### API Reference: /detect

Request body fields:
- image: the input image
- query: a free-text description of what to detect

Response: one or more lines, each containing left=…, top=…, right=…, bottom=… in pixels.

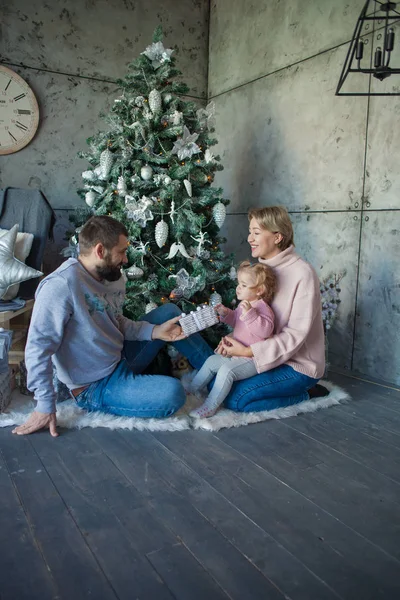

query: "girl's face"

left=236, top=271, right=261, bottom=302
left=248, top=218, right=282, bottom=260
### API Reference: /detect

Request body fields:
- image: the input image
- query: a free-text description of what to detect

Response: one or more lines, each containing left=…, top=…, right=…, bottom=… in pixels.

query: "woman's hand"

left=216, top=336, right=253, bottom=358
left=215, top=303, right=229, bottom=317
left=152, top=316, right=186, bottom=342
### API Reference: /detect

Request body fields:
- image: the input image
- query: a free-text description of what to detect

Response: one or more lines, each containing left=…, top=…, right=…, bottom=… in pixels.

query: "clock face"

left=0, top=65, right=39, bottom=155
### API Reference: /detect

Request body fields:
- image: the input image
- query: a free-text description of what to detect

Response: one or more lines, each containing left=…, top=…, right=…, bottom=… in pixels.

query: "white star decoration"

left=0, top=225, right=42, bottom=299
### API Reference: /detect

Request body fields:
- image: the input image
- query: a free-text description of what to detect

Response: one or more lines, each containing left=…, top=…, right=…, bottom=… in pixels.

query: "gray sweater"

left=25, top=258, right=154, bottom=413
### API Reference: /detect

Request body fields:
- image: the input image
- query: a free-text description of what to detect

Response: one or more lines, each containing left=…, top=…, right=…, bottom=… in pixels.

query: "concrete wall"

left=209, top=0, right=400, bottom=386
left=1, top=0, right=209, bottom=269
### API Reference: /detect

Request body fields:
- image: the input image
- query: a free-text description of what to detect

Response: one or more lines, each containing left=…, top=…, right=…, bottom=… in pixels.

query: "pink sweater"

left=220, top=299, right=275, bottom=346
left=251, top=246, right=325, bottom=379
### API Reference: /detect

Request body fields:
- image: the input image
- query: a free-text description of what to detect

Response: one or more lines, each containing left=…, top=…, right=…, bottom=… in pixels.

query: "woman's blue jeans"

left=75, top=303, right=319, bottom=418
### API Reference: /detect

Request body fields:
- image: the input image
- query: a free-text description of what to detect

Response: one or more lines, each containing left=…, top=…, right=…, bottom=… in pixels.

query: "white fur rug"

left=0, top=379, right=350, bottom=433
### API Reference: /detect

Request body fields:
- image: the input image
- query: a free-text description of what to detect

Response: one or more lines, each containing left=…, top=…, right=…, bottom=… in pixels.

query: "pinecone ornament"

left=210, top=291, right=222, bottom=307
left=155, top=219, right=169, bottom=248
left=149, top=89, right=162, bottom=113
left=212, top=202, right=226, bottom=228
left=85, top=190, right=96, bottom=207
left=183, top=179, right=192, bottom=197
left=99, top=148, right=114, bottom=179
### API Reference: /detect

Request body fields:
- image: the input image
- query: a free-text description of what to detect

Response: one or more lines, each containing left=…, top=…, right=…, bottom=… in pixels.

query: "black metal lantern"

left=336, top=0, right=400, bottom=96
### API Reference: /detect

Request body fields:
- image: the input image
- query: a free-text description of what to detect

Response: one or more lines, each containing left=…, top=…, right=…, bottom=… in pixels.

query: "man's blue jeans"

left=75, top=303, right=319, bottom=417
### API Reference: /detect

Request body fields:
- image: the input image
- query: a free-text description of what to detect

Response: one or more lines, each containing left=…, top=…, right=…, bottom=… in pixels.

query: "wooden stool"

left=0, top=299, right=34, bottom=365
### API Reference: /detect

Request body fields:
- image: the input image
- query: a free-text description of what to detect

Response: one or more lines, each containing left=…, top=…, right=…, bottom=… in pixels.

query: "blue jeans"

left=75, top=303, right=213, bottom=418
left=75, top=303, right=319, bottom=417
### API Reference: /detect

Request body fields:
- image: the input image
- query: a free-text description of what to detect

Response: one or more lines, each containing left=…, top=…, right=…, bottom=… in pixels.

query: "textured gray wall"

left=1, top=0, right=209, bottom=269
left=209, top=0, right=400, bottom=386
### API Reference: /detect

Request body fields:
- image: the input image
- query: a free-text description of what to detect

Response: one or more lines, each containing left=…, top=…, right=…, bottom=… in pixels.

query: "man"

left=13, top=216, right=213, bottom=437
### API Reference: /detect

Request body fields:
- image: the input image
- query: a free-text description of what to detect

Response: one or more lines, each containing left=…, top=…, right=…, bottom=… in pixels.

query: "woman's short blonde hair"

left=238, top=261, right=277, bottom=304
left=248, top=206, right=294, bottom=251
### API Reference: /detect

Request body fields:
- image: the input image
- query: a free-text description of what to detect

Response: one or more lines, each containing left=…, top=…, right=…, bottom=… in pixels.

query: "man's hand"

left=240, top=300, right=252, bottom=314
left=152, top=315, right=186, bottom=342
left=216, top=336, right=253, bottom=358
left=215, top=303, right=229, bottom=317
left=12, top=411, right=58, bottom=437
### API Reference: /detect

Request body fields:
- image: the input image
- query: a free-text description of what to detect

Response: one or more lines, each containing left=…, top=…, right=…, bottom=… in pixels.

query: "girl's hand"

left=241, top=300, right=252, bottom=314
left=219, top=336, right=253, bottom=358
left=215, top=303, right=229, bottom=317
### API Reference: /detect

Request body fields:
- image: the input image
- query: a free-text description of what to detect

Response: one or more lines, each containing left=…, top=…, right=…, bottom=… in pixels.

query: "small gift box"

left=179, top=305, right=219, bottom=336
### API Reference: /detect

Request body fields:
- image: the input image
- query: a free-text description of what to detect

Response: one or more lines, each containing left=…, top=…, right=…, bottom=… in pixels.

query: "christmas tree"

left=69, top=26, right=236, bottom=344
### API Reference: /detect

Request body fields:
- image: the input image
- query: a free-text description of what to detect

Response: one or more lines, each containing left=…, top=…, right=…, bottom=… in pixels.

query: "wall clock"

left=0, top=65, right=39, bottom=155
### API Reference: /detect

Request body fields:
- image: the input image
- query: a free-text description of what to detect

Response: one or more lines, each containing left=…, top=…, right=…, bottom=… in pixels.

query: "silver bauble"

left=145, top=302, right=158, bottom=313
left=141, top=165, right=153, bottom=181
left=210, top=291, right=222, bottom=307
left=164, top=175, right=172, bottom=185
left=99, top=148, right=114, bottom=179
left=126, top=265, right=144, bottom=280
left=212, top=202, right=226, bottom=228
left=155, top=220, right=169, bottom=248
left=85, top=191, right=96, bottom=207
left=169, top=287, right=184, bottom=301
left=163, top=93, right=173, bottom=104
left=149, top=89, right=162, bottom=113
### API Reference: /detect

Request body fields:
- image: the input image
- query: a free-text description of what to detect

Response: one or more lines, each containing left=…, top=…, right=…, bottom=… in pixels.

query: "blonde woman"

left=217, top=206, right=327, bottom=412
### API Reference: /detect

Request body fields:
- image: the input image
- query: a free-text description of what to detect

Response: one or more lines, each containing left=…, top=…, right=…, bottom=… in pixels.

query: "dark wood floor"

left=1, top=371, right=400, bottom=600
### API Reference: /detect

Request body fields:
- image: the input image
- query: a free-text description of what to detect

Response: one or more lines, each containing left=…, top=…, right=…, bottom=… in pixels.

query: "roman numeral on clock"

left=16, top=121, right=28, bottom=131
left=17, top=109, right=31, bottom=115
left=14, top=93, right=26, bottom=102
left=8, top=131, right=17, bottom=142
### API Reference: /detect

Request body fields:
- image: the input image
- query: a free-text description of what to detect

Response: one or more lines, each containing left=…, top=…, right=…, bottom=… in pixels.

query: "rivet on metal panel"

left=353, top=215, right=358, bottom=220
left=365, top=201, right=371, bottom=207
left=365, top=216, right=369, bottom=221
left=354, top=202, right=359, bottom=208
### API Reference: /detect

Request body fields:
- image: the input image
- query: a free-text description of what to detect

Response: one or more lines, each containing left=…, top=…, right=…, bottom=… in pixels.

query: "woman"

left=218, top=205, right=327, bottom=412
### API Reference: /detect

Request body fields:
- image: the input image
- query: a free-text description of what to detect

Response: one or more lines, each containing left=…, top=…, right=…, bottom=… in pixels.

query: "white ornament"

left=191, top=231, right=211, bottom=256
left=141, top=165, right=153, bottom=181
left=204, top=149, right=215, bottom=164
left=167, top=242, right=191, bottom=260
left=117, top=176, right=127, bottom=197
left=141, top=42, right=173, bottom=69
left=163, top=93, right=173, bottom=104
left=135, top=96, right=145, bottom=106
left=229, top=266, right=237, bottom=280
left=171, top=110, right=183, bottom=125
left=82, top=170, right=95, bottom=181
left=169, top=200, right=176, bottom=224
left=213, top=202, right=226, bottom=228
left=155, top=220, right=169, bottom=248
left=183, top=179, right=192, bottom=197
left=164, top=175, right=172, bottom=185
left=149, top=89, right=162, bottom=113
left=126, top=265, right=144, bottom=280
left=99, top=148, right=114, bottom=179
left=145, top=302, right=158, bottom=313
left=85, top=191, right=96, bottom=207
left=131, top=174, right=141, bottom=186
left=210, top=291, right=222, bottom=307
left=94, top=166, right=103, bottom=178
left=171, top=126, right=201, bottom=161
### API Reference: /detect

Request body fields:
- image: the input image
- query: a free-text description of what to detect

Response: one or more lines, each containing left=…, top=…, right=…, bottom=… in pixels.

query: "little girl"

left=189, top=261, right=276, bottom=418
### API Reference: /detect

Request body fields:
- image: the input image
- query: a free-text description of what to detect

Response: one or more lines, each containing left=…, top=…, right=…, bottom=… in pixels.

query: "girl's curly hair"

left=238, top=261, right=277, bottom=304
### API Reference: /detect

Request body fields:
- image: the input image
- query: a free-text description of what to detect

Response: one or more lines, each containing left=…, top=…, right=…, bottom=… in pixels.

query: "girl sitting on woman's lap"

left=189, top=261, right=276, bottom=418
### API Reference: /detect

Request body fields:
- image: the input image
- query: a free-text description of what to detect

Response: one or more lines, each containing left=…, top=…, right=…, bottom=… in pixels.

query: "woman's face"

left=248, top=218, right=282, bottom=260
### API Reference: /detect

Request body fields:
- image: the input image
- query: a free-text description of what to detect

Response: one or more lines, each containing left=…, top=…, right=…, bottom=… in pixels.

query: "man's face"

left=96, top=235, right=129, bottom=282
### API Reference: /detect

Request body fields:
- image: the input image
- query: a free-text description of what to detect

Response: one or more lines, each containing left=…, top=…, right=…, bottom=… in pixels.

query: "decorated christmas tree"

left=68, top=27, right=236, bottom=343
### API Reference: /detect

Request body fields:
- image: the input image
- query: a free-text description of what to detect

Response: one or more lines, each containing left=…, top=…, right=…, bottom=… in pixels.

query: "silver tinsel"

left=145, top=301, right=158, bottom=313
left=210, top=291, right=222, bottom=307
left=99, top=148, right=114, bottom=179
left=126, top=265, right=144, bottom=280
left=149, top=89, right=162, bottom=113
left=85, top=190, right=96, bottom=207
left=171, top=126, right=201, bottom=161
left=117, top=176, right=127, bottom=197
left=155, top=220, right=169, bottom=248
left=141, top=165, right=153, bottom=180
left=213, top=202, right=226, bottom=228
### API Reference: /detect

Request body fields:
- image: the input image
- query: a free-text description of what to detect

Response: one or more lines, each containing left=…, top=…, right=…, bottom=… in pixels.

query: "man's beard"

left=95, top=256, right=122, bottom=282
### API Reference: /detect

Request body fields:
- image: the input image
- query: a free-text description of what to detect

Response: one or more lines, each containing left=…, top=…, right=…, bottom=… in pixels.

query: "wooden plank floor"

left=1, top=371, right=400, bottom=599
